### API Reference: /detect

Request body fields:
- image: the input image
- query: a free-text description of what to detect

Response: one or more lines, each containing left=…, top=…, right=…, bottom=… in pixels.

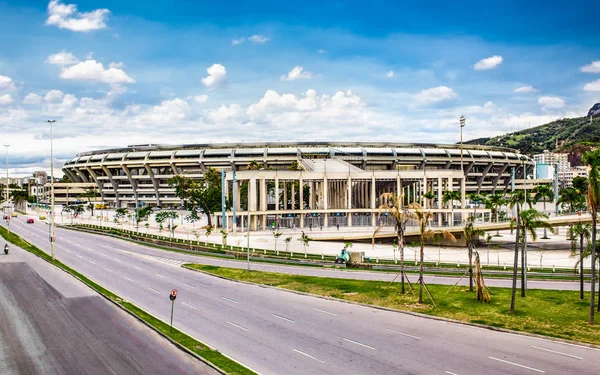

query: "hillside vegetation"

left=466, top=115, right=600, bottom=156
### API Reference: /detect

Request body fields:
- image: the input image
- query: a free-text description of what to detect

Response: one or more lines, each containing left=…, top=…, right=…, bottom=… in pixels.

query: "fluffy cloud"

left=192, top=95, right=208, bottom=103
left=207, top=104, right=243, bottom=123
left=281, top=66, right=313, bottom=81
left=43, top=90, right=78, bottom=114
left=581, top=61, right=600, bottom=73
left=584, top=79, right=600, bottom=92
left=413, top=86, right=458, bottom=105
left=513, top=86, right=538, bottom=93
left=134, top=98, right=190, bottom=124
left=0, top=94, right=13, bottom=105
left=46, top=51, right=79, bottom=65
left=59, top=60, right=135, bottom=84
left=0, top=75, right=15, bottom=91
left=386, top=71, right=395, bottom=78
left=474, top=55, right=503, bottom=70
left=22, top=93, right=43, bottom=105
left=231, top=38, right=245, bottom=46
left=248, top=35, right=269, bottom=44
left=44, top=89, right=66, bottom=103
left=538, top=96, right=565, bottom=109
left=201, top=64, right=226, bottom=89
left=45, top=0, right=110, bottom=32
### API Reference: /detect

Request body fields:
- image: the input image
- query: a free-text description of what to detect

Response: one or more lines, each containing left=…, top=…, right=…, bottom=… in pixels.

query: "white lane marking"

left=149, top=287, right=161, bottom=294
left=76, top=254, right=83, bottom=259
left=66, top=249, right=71, bottom=253
left=221, top=296, right=238, bottom=303
left=88, top=260, right=96, bottom=265
left=104, top=267, right=112, bottom=272
left=272, top=314, right=295, bottom=323
left=100, top=253, right=107, bottom=257
left=124, top=277, right=134, bottom=282
left=342, top=338, right=375, bottom=350
left=226, top=321, right=248, bottom=331
left=488, top=357, right=545, bottom=373
left=182, top=302, right=198, bottom=310
left=156, top=274, right=166, bottom=279
left=527, top=336, right=600, bottom=352
left=386, top=328, right=421, bottom=340
left=113, top=258, right=122, bottom=263
left=531, top=345, right=583, bottom=360
left=445, top=372, right=458, bottom=375
left=133, top=265, right=142, bottom=270
left=313, top=307, right=337, bottom=316
left=293, top=349, right=325, bottom=363
left=184, top=283, right=197, bottom=289
left=87, top=248, right=94, bottom=252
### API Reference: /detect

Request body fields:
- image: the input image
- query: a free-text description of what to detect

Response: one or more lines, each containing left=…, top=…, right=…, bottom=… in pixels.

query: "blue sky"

left=0, top=0, right=599, bottom=176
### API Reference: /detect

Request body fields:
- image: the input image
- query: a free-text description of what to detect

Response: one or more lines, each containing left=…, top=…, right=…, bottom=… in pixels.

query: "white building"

left=558, top=166, right=588, bottom=188
left=532, top=151, right=570, bottom=171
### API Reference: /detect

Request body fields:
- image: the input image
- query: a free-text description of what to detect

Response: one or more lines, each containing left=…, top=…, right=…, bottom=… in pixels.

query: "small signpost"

left=169, top=289, right=178, bottom=331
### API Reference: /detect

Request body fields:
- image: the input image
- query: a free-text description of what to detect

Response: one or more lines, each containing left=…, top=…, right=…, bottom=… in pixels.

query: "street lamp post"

left=4, top=144, right=10, bottom=234
left=459, top=115, right=466, bottom=174
left=46, top=120, right=57, bottom=261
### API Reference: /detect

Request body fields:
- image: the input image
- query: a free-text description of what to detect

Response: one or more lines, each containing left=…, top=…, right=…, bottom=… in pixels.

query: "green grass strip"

left=185, top=264, right=600, bottom=347
left=0, top=226, right=255, bottom=375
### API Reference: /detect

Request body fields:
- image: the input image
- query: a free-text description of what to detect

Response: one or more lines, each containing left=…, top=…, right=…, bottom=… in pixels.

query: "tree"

left=168, top=167, right=225, bottom=227
left=273, top=231, right=283, bottom=255
left=284, top=236, right=292, bottom=255
left=463, top=216, right=485, bottom=292
left=508, top=190, right=524, bottom=313
left=114, top=208, right=128, bottom=223
left=467, top=193, right=482, bottom=220
left=10, top=189, right=29, bottom=209
left=487, top=192, right=506, bottom=223
left=518, top=208, right=554, bottom=297
left=572, top=176, right=588, bottom=195
left=442, top=190, right=460, bottom=226
left=297, top=231, right=312, bottom=258
left=583, top=149, right=600, bottom=325
left=134, top=206, right=153, bottom=231
left=533, top=184, right=554, bottom=239
left=79, top=187, right=98, bottom=216
left=558, top=187, right=582, bottom=213
left=423, top=191, right=436, bottom=209
left=413, top=205, right=455, bottom=303
left=378, top=192, right=414, bottom=294
left=569, top=223, right=591, bottom=300
left=72, top=204, right=85, bottom=218
left=155, top=211, right=179, bottom=238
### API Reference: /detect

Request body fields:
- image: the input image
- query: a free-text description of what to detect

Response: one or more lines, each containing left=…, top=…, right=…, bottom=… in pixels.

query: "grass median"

left=0, top=226, right=255, bottom=375
left=185, top=263, right=600, bottom=346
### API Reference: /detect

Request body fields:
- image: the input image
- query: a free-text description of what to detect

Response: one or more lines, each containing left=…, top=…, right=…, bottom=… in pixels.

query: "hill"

left=465, top=114, right=600, bottom=156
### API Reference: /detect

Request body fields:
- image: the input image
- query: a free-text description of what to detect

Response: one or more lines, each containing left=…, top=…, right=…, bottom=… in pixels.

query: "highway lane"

left=4, top=218, right=600, bottom=375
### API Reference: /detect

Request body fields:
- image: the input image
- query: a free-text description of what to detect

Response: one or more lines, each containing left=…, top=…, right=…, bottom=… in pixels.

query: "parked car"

left=3, top=215, right=7, bottom=220
left=27, top=218, right=34, bottom=224
left=152, top=206, right=163, bottom=211
left=11, top=213, right=17, bottom=217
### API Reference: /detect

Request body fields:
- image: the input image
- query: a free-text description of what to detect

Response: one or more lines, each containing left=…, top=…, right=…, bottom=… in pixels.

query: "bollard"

left=552, top=265, right=555, bottom=272
left=503, top=263, right=506, bottom=270
left=457, top=261, right=460, bottom=268
left=527, top=266, right=531, bottom=272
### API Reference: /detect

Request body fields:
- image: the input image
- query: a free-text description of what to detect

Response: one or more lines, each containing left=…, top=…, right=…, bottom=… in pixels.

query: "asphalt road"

left=3, top=218, right=600, bottom=375
left=0, top=239, right=217, bottom=375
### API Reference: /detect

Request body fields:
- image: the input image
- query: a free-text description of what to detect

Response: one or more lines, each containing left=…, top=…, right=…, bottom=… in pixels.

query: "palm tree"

left=558, top=187, right=581, bottom=214
left=468, top=193, right=482, bottom=221
left=442, top=190, right=461, bottom=227
left=508, top=190, right=524, bottom=313
left=519, top=208, right=554, bottom=296
left=463, top=216, right=485, bottom=292
left=378, top=192, right=414, bottom=294
left=583, top=149, right=600, bottom=325
left=534, top=184, right=554, bottom=239
left=423, top=191, right=436, bottom=209
left=487, top=192, right=506, bottom=224
left=414, top=205, right=456, bottom=303
left=569, top=223, right=591, bottom=300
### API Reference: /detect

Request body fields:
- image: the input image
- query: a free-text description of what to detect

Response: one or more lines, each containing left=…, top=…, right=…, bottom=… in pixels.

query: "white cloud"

left=248, top=35, right=269, bottom=44
left=201, top=64, right=227, bottom=89
left=45, top=0, right=110, bottom=32
left=318, top=49, right=327, bottom=54
left=584, top=79, right=600, bottom=92
left=46, top=51, right=79, bottom=65
left=281, top=66, right=313, bottom=81
left=413, top=86, right=458, bottom=105
left=192, top=95, right=208, bottom=103
left=474, top=55, right=503, bottom=70
left=43, top=90, right=78, bottom=114
left=0, top=75, right=15, bottom=91
left=581, top=61, right=600, bottom=73
left=134, top=98, right=190, bottom=124
left=513, top=86, right=538, bottom=93
left=59, top=60, right=135, bottom=84
left=231, top=38, right=245, bottom=46
left=108, top=62, right=124, bottom=69
left=22, top=93, right=43, bottom=105
left=207, top=104, right=243, bottom=123
left=44, top=89, right=65, bottom=103
left=386, top=71, right=395, bottom=78
left=538, top=96, right=565, bottom=109
left=0, top=94, right=13, bottom=105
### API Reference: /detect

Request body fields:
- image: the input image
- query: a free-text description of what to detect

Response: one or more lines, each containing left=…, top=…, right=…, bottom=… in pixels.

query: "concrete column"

left=283, top=181, right=288, bottom=210
left=260, top=178, right=267, bottom=230
left=422, top=176, right=427, bottom=208
left=323, top=177, right=328, bottom=210
left=371, top=176, right=376, bottom=226
left=438, top=177, right=443, bottom=225
left=299, top=177, right=304, bottom=211
left=249, top=177, right=257, bottom=230
left=396, top=176, right=401, bottom=201
left=274, top=176, right=280, bottom=212
left=309, top=182, right=314, bottom=209
left=291, top=182, right=295, bottom=210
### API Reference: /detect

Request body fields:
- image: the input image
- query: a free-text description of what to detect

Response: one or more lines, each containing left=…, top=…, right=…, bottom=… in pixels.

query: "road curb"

left=183, top=264, right=600, bottom=351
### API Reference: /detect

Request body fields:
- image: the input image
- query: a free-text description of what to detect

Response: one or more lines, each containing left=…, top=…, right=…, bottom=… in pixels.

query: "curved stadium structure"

left=62, top=142, right=533, bottom=229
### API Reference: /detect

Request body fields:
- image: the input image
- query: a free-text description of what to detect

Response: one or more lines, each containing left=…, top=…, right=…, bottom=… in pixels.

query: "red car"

left=26, top=218, right=34, bottom=224
left=3, top=215, right=7, bottom=220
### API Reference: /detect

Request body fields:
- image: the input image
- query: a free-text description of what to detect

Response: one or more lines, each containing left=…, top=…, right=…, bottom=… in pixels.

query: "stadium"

left=62, top=142, right=533, bottom=230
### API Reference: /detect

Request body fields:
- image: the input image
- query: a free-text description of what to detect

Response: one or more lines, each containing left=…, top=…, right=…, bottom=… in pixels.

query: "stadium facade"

left=62, top=142, right=533, bottom=230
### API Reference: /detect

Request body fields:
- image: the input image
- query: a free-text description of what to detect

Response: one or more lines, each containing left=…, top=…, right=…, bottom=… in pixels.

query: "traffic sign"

left=170, top=288, right=178, bottom=301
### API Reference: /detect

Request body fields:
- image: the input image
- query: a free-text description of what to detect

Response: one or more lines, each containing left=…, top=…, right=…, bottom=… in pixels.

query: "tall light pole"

left=4, top=144, right=10, bottom=234
left=459, top=115, right=466, bottom=174
left=46, top=120, right=57, bottom=261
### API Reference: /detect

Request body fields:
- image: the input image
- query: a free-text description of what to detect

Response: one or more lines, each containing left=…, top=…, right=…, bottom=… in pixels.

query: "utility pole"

left=4, top=144, right=9, bottom=234
left=46, top=120, right=57, bottom=261
left=459, top=115, right=465, bottom=174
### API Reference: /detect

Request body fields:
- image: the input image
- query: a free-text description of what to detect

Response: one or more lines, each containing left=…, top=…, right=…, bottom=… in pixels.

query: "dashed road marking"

left=149, top=287, right=161, bottom=294
left=104, top=267, right=112, bottom=272
left=272, top=314, right=294, bottom=323
left=184, top=283, right=197, bottom=289
left=226, top=321, right=248, bottom=331
left=531, top=346, right=583, bottom=360
left=313, top=308, right=336, bottom=316
left=386, top=328, right=421, bottom=340
left=156, top=274, right=166, bottom=278
left=88, top=260, right=96, bottom=264
left=221, top=296, right=238, bottom=303
left=124, top=277, right=134, bottom=282
left=293, top=349, right=325, bottom=363
left=488, top=356, right=545, bottom=373
left=182, top=302, right=198, bottom=310
left=342, top=338, right=375, bottom=350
